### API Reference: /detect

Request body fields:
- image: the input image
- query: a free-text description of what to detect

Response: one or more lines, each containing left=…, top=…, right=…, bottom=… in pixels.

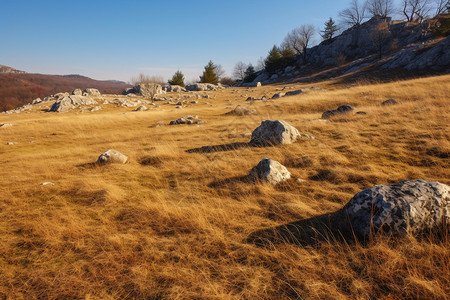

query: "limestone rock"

left=97, top=149, right=128, bottom=164
left=344, top=180, right=449, bottom=236
left=250, top=158, right=291, bottom=186
left=285, top=88, right=309, bottom=96
left=250, top=120, right=300, bottom=146
left=165, top=85, right=187, bottom=92
left=49, top=95, right=97, bottom=112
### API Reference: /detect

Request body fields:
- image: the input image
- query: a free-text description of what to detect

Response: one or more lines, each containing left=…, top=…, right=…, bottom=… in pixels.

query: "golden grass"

left=0, top=75, right=449, bottom=299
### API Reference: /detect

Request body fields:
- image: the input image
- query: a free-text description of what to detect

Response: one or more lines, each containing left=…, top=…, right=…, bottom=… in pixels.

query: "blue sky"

left=0, top=0, right=394, bottom=82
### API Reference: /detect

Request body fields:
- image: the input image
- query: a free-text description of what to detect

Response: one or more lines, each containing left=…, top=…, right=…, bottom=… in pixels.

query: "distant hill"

left=0, top=68, right=131, bottom=111
left=0, top=64, right=26, bottom=74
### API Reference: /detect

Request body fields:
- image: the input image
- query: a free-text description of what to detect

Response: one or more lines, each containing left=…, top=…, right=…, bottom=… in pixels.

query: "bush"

left=199, top=60, right=218, bottom=84
left=168, top=70, right=185, bottom=87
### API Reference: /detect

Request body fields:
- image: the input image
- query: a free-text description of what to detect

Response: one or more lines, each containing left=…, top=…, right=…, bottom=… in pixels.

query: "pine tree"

left=168, top=70, right=185, bottom=87
left=243, top=64, right=256, bottom=82
left=321, top=17, right=338, bottom=41
left=199, top=60, right=218, bottom=84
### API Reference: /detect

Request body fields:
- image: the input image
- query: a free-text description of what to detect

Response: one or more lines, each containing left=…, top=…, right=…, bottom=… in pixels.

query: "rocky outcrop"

left=344, top=180, right=449, bottom=236
left=250, top=158, right=291, bottom=185
left=72, top=89, right=83, bottom=95
left=321, top=105, right=354, bottom=119
left=185, top=83, right=217, bottom=91
left=49, top=95, right=97, bottom=112
left=250, top=120, right=301, bottom=146
left=123, top=83, right=164, bottom=99
left=97, top=149, right=128, bottom=164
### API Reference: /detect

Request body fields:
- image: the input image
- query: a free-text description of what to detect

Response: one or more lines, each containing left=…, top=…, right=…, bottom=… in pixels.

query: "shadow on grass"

left=186, top=142, right=252, bottom=153
left=208, top=175, right=252, bottom=188
left=246, top=210, right=356, bottom=248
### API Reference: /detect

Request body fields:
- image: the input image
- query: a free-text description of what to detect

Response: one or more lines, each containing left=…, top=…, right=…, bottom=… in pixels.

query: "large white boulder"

left=250, top=120, right=301, bottom=146
left=97, top=149, right=128, bottom=164
left=344, top=180, right=449, bottom=236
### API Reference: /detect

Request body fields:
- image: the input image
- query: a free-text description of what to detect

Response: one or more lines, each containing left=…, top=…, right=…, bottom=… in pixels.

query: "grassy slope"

left=0, top=75, right=449, bottom=299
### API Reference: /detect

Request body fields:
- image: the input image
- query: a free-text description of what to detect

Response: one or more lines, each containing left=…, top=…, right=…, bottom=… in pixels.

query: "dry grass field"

left=0, top=75, right=449, bottom=299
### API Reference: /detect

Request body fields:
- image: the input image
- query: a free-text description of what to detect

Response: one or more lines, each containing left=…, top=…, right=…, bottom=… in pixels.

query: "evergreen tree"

left=168, top=70, right=185, bottom=87
left=280, top=44, right=296, bottom=58
left=243, top=64, right=257, bottom=82
left=199, top=60, right=218, bottom=84
left=264, top=45, right=282, bottom=73
left=321, top=17, right=338, bottom=41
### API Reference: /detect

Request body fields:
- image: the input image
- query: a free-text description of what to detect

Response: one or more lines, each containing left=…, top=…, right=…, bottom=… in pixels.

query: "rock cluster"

left=164, top=85, right=187, bottom=92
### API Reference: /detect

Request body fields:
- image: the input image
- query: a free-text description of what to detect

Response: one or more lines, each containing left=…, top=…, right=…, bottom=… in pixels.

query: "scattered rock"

left=176, top=101, right=182, bottom=106
left=321, top=105, right=355, bottom=119
left=41, top=182, right=55, bottom=186
left=97, top=149, right=128, bottom=164
left=356, top=111, right=367, bottom=115
left=191, top=101, right=198, bottom=104
left=344, top=180, right=449, bottom=236
left=32, top=98, right=43, bottom=104
left=169, top=115, right=203, bottom=125
left=382, top=98, right=398, bottom=106
left=225, top=105, right=256, bottom=116
left=0, top=123, right=14, bottom=128
left=250, top=120, right=301, bottom=146
left=249, top=158, right=291, bottom=186
left=155, top=121, right=165, bottom=126
left=6, top=142, right=16, bottom=145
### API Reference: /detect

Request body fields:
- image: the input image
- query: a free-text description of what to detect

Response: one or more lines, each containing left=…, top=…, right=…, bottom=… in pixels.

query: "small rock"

left=225, top=105, right=256, bottom=116
left=272, top=93, right=286, bottom=99
left=0, top=123, right=14, bottom=128
left=97, top=149, right=128, bottom=164
left=382, top=98, right=398, bottom=106
left=321, top=105, right=354, bottom=119
left=191, top=101, right=198, bottom=104
left=41, top=182, right=55, bottom=186
left=133, top=105, right=148, bottom=111
left=356, top=111, right=367, bottom=115
left=90, top=106, right=102, bottom=112
left=6, top=142, right=16, bottom=145
left=249, top=158, right=291, bottom=186
left=155, top=121, right=165, bottom=126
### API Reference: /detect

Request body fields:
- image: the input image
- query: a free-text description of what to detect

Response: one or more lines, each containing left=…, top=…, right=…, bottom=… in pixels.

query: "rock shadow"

left=208, top=175, right=252, bottom=188
left=246, top=210, right=356, bottom=248
left=186, top=142, right=252, bottom=153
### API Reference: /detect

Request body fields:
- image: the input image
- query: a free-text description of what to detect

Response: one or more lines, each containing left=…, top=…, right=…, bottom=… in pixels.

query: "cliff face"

left=251, top=17, right=449, bottom=85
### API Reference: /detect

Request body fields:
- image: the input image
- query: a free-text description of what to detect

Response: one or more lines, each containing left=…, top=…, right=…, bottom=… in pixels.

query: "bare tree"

left=255, top=56, right=265, bottom=72
left=367, top=0, right=395, bottom=18
left=214, top=64, right=226, bottom=80
left=232, top=61, right=247, bottom=81
left=283, top=24, right=315, bottom=62
left=434, top=0, right=448, bottom=16
left=339, top=0, right=368, bottom=27
left=370, top=22, right=391, bottom=58
left=401, top=0, right=433, bottom=22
